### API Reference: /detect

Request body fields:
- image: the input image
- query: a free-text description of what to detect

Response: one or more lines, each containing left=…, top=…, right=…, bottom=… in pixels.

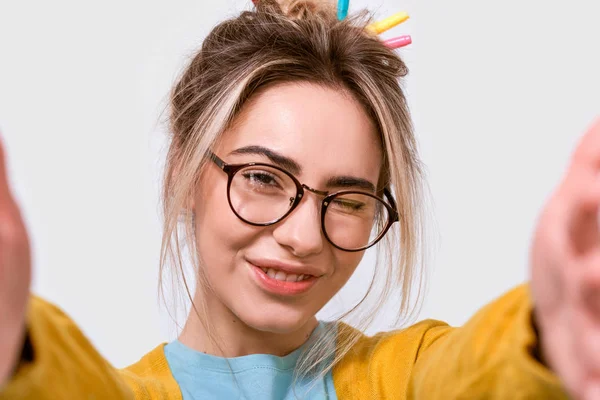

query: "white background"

left=0, top=0, right=598, bottom=367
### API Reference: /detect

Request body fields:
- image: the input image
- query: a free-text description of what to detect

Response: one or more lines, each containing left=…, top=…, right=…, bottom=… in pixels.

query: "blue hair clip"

left=337, top=0, right=349, bottom=20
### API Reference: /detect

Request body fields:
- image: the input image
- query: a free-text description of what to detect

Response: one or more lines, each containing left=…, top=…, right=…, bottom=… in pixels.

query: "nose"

left=272, top=191, right=324, bottom=257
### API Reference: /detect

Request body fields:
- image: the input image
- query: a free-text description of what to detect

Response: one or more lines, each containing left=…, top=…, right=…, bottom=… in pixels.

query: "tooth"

left=267, top=268, right=277, bottom=279
left=286, top=274, right=298, bottom=282
left=297, top=274, right=305, bottom=282
left=274, top=271, right=287, bottom=281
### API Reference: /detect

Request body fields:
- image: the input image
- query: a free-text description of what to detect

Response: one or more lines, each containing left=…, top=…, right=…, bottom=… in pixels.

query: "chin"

left=238, top=302, right=316, bottom=334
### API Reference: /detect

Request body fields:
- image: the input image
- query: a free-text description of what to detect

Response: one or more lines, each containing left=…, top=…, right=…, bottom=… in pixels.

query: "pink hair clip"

left=384, top=35, right=412, bottom=49
left=367, top=11, right=412, bottom=50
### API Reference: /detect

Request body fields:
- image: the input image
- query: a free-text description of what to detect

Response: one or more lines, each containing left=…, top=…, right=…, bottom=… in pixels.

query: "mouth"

left=247, top=261, right=319, bottom=296
left=259, top=267, right=313, bottom=283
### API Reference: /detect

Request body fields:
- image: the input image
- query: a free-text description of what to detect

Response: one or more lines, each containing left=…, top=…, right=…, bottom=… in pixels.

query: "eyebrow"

left=325, top=176, right=376, bottom=193
left=229, top=145, right=302, bottom=175
left=228, top=145, right=377, bottom=193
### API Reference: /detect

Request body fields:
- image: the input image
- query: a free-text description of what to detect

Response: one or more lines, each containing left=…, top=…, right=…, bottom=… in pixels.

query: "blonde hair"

left=160, top=0, right=427, bottom=387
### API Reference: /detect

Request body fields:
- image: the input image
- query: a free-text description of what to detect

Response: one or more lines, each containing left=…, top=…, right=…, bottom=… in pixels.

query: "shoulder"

left=331, top=284, right=534, bottom=398
left=334, top=318, right=454, bottom=369
left=334, top=284, right=532, bottom=366
left=120, top=344, right=182, bottom=400
left=332, top=319, right=454, bottom=398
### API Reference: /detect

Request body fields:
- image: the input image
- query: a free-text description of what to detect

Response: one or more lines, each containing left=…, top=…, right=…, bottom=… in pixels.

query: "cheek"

left=332, top=251, right=364, bottom=283
left=193, top=173, right=261, bottom=271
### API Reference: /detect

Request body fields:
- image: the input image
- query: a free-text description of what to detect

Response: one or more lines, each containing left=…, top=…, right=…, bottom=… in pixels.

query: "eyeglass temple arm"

left=208, top=151, right=226, bottom=169
left=383, top=187, right=400, bottom=222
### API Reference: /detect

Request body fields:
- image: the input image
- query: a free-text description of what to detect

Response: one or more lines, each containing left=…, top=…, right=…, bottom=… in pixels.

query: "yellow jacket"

left=0, top=285, right=568, bottom=399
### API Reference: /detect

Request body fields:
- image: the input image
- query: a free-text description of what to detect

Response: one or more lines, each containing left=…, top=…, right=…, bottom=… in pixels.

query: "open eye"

left=242, top=171, right=280, bottom=187
left=237, top=166, right=292, bottom=194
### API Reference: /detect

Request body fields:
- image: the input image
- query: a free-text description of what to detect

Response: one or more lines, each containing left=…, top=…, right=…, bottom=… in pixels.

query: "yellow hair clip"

left=366, top=9, right=412, bottom=50
left=366, top=12, right=409, bottom=35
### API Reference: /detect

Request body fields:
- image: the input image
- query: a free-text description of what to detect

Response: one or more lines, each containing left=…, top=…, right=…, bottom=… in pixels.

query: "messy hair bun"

left=256, top=0, right=336, bottom=20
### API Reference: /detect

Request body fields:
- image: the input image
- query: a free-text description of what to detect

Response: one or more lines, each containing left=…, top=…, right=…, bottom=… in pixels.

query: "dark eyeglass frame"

left=209, top=152, right=400, bottom=252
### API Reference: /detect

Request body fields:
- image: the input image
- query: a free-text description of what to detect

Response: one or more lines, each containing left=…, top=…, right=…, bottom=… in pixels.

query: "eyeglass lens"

left=228, top=164, right=390, bottom=251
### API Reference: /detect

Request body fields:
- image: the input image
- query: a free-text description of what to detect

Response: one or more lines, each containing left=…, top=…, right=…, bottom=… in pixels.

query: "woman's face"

left=193, top=82, right=382, bottom=334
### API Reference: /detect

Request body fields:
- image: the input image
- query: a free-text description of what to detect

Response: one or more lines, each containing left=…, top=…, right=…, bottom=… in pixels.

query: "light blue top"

left=164, top=322, right=338, bottom=400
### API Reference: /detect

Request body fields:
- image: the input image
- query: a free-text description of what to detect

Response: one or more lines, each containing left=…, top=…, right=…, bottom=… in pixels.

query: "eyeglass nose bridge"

left=298, top=184, right=328, bottom=198
left=288, top=184, right=329, bottom=212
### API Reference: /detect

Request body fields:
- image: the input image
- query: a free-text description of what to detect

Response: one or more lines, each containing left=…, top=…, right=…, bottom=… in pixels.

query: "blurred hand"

left=531, top=118, right=600, bottom=400
left=0, top=135, right=31, bottom=386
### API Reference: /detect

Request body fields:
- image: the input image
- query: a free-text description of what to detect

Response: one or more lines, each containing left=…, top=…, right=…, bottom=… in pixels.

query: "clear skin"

left=530, top=118, right=600, bottom=399
left=0, top=138, right=31, bottom=385
left=1, top=92, right=600, bottom=400
left=179, top=83, right=382, bottom=357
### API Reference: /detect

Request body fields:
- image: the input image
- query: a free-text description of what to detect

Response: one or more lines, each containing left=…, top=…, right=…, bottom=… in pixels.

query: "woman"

left=0, top=0, right=598, bottom=398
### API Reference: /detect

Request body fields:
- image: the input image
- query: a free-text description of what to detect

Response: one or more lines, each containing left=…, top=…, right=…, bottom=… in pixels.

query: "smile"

left=248, top=261, right=319, bottom=296
left=259, top=267, right=313, bottom=282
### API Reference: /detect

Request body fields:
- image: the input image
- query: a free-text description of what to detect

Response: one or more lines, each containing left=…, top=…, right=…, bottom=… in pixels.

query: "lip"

left=247, top=260, right=319, bottom=296
left=246, top=258, right=323, bottom=277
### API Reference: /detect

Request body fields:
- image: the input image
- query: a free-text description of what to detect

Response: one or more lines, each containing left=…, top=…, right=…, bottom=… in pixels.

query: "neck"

left=178, top=289, right=319, bottom=358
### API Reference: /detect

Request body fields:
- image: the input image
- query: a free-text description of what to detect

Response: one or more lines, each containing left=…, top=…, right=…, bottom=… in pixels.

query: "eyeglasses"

left=209, top=152, right=399, bottom=252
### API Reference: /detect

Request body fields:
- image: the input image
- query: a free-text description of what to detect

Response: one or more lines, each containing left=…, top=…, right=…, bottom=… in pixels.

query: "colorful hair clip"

left=366, top=12, right=409, bottom=35
left=253, top=0, right=413, bottom=50
left=384, top=35, right=412, bottom=49
left=337, top=0, right=349, bottom=20
left=364, top=7, right=413, bottom=50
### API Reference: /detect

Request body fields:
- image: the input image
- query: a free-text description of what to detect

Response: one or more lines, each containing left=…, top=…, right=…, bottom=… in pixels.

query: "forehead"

left=219, top=82, right=382, bottom=180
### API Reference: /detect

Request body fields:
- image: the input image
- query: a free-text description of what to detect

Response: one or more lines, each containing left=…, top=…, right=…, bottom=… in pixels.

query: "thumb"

left=0, top=133, right=14, bottom=204
left=570, top=117, right=600, bottom=169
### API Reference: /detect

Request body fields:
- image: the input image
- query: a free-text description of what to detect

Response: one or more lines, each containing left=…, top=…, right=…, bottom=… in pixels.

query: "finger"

left=571, top=250, right=600, bottom=379
left=576, top=248, right=600, bottom=315
left=0, top=135, right=22, bottom=240
left=0, top=135, right=8, bottom=190
left=531, top=204, right=571, bottom=308
left=567, top=182, right=600, bottom=257
left=570, top=118, right=600, bottom=172
left=557, top=153, right=600, bottom=257
left=575, top=304, right=600, bottom=379
left=584, top=380, right=600, bottom=400
left=0, top=135, right=14, bottom=204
